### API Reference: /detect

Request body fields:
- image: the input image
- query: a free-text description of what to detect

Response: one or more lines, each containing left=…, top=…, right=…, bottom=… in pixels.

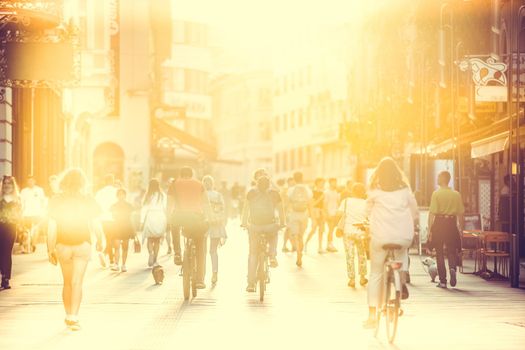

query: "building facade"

left=211, top=71, right=273, bottom=185
left=272, top=27, right=354, bottom=183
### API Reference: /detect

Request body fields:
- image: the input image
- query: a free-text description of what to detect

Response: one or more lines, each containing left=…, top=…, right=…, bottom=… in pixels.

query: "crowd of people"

left=0, top=156, right=466, bottom=332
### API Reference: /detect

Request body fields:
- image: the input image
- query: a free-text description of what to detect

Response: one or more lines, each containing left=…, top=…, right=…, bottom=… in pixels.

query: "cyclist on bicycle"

left=170, top=166, right=211, bottom=289
left=241, top=175, right=285, bottom=292
left=364, top=157, right=418, bottom=329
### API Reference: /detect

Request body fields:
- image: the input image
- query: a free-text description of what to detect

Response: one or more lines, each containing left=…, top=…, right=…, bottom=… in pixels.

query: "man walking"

left=287, top=172, right=313, bottom=267
left=428, top=171, right=464, bottom=288
left=20, top=176, right=47, bottom=253
left=95, top=174, right=118, bottom=268
left=323, top=177, right=340, bottom=252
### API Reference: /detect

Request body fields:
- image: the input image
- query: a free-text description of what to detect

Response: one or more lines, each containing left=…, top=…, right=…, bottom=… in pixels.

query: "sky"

left=172, top=0, right=387, bottom=70
left=172, top=0, right=382, bottom=49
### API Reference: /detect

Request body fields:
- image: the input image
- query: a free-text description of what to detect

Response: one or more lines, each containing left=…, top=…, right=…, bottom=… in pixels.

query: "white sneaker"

left=110, top=264, right=119, bottom=271
left=121, top=265, right=127, bottom=272
left=327, top=243, right=338, bottom=252
left=318, top=249, right=327, bottom=254
left=98, top=253, right=107, bottom=268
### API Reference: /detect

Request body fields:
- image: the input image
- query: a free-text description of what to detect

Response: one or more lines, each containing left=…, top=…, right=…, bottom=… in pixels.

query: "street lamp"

left=510, top=4, right=525, bottom=288
left=439, top=2, right=459, bottom=189
left=455, top=40, right=464, bottom=193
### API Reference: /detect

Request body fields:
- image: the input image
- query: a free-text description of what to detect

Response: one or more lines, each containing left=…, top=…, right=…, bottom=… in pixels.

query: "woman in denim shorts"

left=47, top=168, right=104, bottom=331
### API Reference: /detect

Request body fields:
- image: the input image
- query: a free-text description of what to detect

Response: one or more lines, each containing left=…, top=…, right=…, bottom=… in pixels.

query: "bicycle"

left=354, top=222, right=404, bottom=344
left=182, top=236, right=198, bottom=300
left=255, top=232, right=271, bottom=302
left=375, top=243, right=404, bottom=343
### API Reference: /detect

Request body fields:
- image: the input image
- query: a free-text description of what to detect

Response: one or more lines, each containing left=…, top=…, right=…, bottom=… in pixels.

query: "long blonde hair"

left=1, top=175, right=20, bottom=197
left=369, top=157, right=411, bottom=192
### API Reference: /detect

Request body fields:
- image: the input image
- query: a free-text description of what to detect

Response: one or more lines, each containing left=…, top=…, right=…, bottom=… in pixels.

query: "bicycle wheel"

left=385, top=270, right=400, bottom=343
left=258, top=254, right=266, bottom=302
left=191, top=253, right=198, bottom=298
left=182, top=250, right=191, bottom=300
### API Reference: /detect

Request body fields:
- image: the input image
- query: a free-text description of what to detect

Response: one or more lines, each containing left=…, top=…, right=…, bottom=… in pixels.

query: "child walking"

left=337, top=183, right=368, bottom=288
left=110, top=188, right=135, bottom=272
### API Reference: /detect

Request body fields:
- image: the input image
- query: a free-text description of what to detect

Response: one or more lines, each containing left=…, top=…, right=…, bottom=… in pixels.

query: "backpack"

left=249, top=190, right=276, bottom=225
left=290, top=185, right=310, bottom=212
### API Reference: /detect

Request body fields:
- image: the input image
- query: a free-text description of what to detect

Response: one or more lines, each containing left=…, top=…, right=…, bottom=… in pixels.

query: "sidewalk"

left=1, top=228, right=525, bottom=350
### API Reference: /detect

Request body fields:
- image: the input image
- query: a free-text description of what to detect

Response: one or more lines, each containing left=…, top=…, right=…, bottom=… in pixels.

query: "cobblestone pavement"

left=1, top=220, right=525, bottom=350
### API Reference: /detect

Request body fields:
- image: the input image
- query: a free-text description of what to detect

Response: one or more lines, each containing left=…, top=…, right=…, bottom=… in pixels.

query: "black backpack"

left=249, top=190, right=276, bottom=225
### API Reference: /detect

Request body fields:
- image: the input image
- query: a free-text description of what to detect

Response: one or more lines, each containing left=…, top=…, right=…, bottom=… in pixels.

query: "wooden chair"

left=460, top=230, right=482, bottom=274
left=479, top=232, right=510, bottom=279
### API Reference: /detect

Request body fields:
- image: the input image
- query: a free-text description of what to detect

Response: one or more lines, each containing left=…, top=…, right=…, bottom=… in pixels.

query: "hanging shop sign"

left=459, top=57, right=508, bottom=102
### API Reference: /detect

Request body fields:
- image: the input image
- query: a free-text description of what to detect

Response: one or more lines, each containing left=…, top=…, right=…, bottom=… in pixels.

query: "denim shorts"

left=56, top=242, right=91, bottom=262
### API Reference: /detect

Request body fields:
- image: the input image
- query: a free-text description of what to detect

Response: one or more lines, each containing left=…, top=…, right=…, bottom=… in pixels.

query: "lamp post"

left=455, top=40, right=464, bottom=193
left=439, top=3, right=458, bottom=187
left=510, top=3, right=525, bottom=288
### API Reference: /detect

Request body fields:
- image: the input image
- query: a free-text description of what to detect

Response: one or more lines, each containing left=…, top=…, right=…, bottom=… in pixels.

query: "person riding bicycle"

left=242, top=175, right=285, bottom=292
left=171, top=166, right=211, bottom=289
left=364, top=157, right=418, bottom=329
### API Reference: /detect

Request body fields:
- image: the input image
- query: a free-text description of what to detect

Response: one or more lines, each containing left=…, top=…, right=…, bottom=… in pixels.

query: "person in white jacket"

left=363, top=157, right=418, bottom=329
left=141, top=179, right=167, bottom=268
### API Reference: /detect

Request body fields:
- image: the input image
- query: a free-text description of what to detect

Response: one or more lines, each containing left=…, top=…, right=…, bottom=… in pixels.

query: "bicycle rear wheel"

left=191, top=254, right=198, bottom=298
left=182, top=251, right=191, bottom=300
left=258, top=255, right=266, bottom=302
left=385, top=270, right=400, bottom=343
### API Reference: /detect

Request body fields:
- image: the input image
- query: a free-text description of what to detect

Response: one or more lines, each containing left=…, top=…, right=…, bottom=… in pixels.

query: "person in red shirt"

left=170, top=167, right=211, bottom=289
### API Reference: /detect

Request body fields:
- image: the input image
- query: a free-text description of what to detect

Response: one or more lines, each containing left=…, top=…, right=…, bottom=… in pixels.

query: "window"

left=173, top=68, right=184, bottom=92
left=290, top=111, right=295, bottom=129
left=274, top=116, right=280, bottom=133
left=305, top=146, right=311, bottom=166
left=260, top=121, right=271, bottom=140
left=283, top=113, right=288, bottom=131
left=183, top=70, right=208, bottom=94
left=290, top=149, right=295, bottom=170
left=306, top=107, right=311, bottom=125
left=173, top=21, right=185, bottom=44
left=298, top=109, right=303, bottom=127
left=275, top=153, right=280, bottom=173
left=283, top=77, right=288, bottom=93
left=283, top=152, right=288, bottom=172
left=298, top=147, right=303, bottom=167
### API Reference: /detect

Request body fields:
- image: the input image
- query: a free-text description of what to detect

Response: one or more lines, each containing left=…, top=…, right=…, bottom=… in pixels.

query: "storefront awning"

left=470, top=131, right=509, bottom=158
left=153, top=118, right=217, bottom=159
left=428, top=139, right=455, bottom=156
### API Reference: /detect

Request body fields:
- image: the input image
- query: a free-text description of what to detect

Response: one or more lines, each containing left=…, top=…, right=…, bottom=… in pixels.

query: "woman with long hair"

left=141, top=179, right=167, bottom=267
left=0, top=175, right=21, bottom=290
left=202, top=175, right=227, bottom=285
left=363, top=157, right=418, bottom=328
left=47, top=168, right=104, bottom=330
